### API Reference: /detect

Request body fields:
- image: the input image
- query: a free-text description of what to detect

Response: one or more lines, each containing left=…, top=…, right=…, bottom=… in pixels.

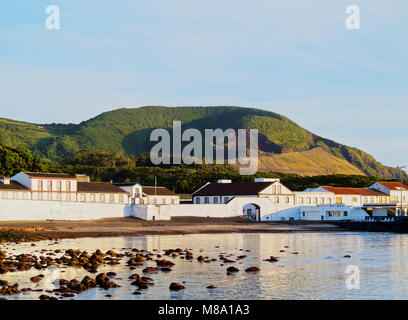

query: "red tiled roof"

left=377, top=182, right=408, bottom=191
left=321, top=186, right=388, bottom=196
left=193, top=182, right=275, bottom=197
left=77, top=182, right=128, bottom=194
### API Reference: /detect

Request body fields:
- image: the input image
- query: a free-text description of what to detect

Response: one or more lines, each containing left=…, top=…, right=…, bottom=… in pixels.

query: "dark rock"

left=30, top=276, right=42, bottom=283
left=0, top=280, right=9, bottom=286
left=207, top=285, right=217, bottom=289
left=226, top=266, right=239, bottom=273
left=245, top=267, right=260, bottom=273
left=95, top=273, right=108, bottom=286
left=263, top=256, right=279, bottom=262
left=143, top=267, right=159, bottom=273
left=81, top=276, right=97, bottom=288
left=156, top=260, right=175, bottom=267
left=131, top=278, right=149, bottom=289
left=169, top=282, right=185, bottom=291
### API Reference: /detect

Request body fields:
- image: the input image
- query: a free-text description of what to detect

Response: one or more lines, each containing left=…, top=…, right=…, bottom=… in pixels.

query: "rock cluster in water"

left=0, top=242, right=293, bottom=300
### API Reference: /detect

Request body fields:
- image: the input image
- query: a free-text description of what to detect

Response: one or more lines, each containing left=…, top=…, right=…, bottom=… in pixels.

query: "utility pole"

left=397, top=166, right=406, bottom=218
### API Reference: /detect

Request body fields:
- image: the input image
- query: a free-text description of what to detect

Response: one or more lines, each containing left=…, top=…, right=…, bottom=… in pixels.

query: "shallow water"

left=1, top=232, right=408, bottom=300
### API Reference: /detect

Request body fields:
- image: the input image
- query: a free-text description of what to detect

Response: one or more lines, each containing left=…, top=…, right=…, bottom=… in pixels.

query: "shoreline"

left=0, top=217, right=352, bottom=241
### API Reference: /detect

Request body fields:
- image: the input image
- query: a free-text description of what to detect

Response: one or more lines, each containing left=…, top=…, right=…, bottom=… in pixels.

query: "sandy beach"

left=0, top=217, right=347, bottom=240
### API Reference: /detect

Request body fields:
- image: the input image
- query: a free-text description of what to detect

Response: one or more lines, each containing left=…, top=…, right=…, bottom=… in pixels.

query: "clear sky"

left=1, top=1, right=407, bottom=170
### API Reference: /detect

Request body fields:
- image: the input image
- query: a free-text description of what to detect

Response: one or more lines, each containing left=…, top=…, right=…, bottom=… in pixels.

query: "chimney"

left=218, top=179, right=232, bottom=184
left=2, top=177, right=10, bottom=185
left=75, top=174, right=90, bottom=183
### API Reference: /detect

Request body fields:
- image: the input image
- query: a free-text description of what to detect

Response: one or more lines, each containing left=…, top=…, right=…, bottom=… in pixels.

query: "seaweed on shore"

left=0, top=230, right=53, bottom=244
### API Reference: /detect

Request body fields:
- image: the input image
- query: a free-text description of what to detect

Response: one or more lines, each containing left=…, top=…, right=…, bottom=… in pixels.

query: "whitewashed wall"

left=128, top=203, right=231, bottom=221
left=0, top=199, right=128, bottom=221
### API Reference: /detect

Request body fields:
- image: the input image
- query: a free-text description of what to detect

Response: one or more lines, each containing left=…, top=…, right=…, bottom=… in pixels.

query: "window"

left=119, top=195, right=124, bottom=203
left=344, top=211, right=348, bottom=216
left=352, top=197, right=358, bottom=203
left=100, top=194, right=105, bottom=203
left=38, top=193, right=43, bottom=200
left=214, top=197, right=218, bottom=204
left=23, top=193, right=29, bottom=200
left=224, top=197, right=229, bottom=203
left=90, top=194, right=95, bottom=202
left=285, top=197, right=290, bottom=204
left=336, top=197, right=342, bottom=204
left=38, top=180, right=43, bottom=191
left=13, top=192, right=18, bottom=200
left=302, top=211, right=305, bottom=217
left=272, top=186, right=276, bottom=193
left=328, top=198, right=332, bottom=204
left=320, top=197, right=324, bottom=204
left=57, top=181, right=61, bottom=191
left=47, top=193, right=52, bottom=201
left=307, top=197, right=311, bottom=204
left=161, top=198, right=166, bottom=204
left=328, top=211, right=342, bottom=217
left=195, top=198, right=200, bottom=204
left=109, top=195, right=115, bottom=203
left=171, top=199, right=175, bottom=205
left=205, top=197, right=209, bottom=204
left=275, top=197, right=280, bottom=203
left=47, top=180, right=52, bottom=191
left=66, top=181, right=71, bottom=192
left=313, top=198, right=318, bottom=204
left=277, top=186, right=282, bottom=194
left=299, top=197, right=304, bottom=204
left=58, top=193, right=62, bottom=201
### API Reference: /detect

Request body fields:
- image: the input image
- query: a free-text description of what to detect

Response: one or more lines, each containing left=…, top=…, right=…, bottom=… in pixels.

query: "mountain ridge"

left=0, top=106, right=405, bottom=179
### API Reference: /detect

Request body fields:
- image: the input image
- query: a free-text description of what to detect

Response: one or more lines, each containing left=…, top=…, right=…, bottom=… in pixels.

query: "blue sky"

left=0, top=0, right=407, bottom=169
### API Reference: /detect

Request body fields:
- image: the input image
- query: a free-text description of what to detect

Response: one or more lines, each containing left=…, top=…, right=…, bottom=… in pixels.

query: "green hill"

left=0, top=106, right=405, bottom=178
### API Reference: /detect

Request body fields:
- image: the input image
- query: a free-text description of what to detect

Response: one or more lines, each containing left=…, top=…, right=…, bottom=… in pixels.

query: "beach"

left=0, top=217, right=346, bottom=240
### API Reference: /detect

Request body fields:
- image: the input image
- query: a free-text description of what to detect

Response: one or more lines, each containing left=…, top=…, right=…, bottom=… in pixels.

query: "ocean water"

left=1, top=232, right=408, bottom=300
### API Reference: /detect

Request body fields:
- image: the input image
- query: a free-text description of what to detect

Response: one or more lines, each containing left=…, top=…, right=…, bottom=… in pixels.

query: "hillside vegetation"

left=1, top=145, right=406, bottom=194
left=0, top=106, right=405, bottom=179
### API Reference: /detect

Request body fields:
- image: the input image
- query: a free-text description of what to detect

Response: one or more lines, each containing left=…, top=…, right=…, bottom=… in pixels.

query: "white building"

left=1, top=172, right=129, bottom=204
left=309, top=186, right=390, bottom=207
left=192, top=178, right=295, bottom=220
left=114, top=182, right=180, bottom=205
left=192, top=178, right=367, bottom=221
left=369, top=181, right=408, bottom=215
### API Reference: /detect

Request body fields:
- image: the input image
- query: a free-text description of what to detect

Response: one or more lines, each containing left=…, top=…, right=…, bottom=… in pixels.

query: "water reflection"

left=1, top=232, right=408, bottom=299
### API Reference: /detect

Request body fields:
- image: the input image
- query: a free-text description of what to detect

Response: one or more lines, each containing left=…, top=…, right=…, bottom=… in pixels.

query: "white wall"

left=128, top=203, right=231, bottom=221
left=299, top=205, right=368, bottom=221
left=0, top=199, right=128, bottom=221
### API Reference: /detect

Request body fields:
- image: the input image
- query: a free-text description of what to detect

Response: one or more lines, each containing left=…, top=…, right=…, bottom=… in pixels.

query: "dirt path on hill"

left=0, top=217, right=349, bottom=240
